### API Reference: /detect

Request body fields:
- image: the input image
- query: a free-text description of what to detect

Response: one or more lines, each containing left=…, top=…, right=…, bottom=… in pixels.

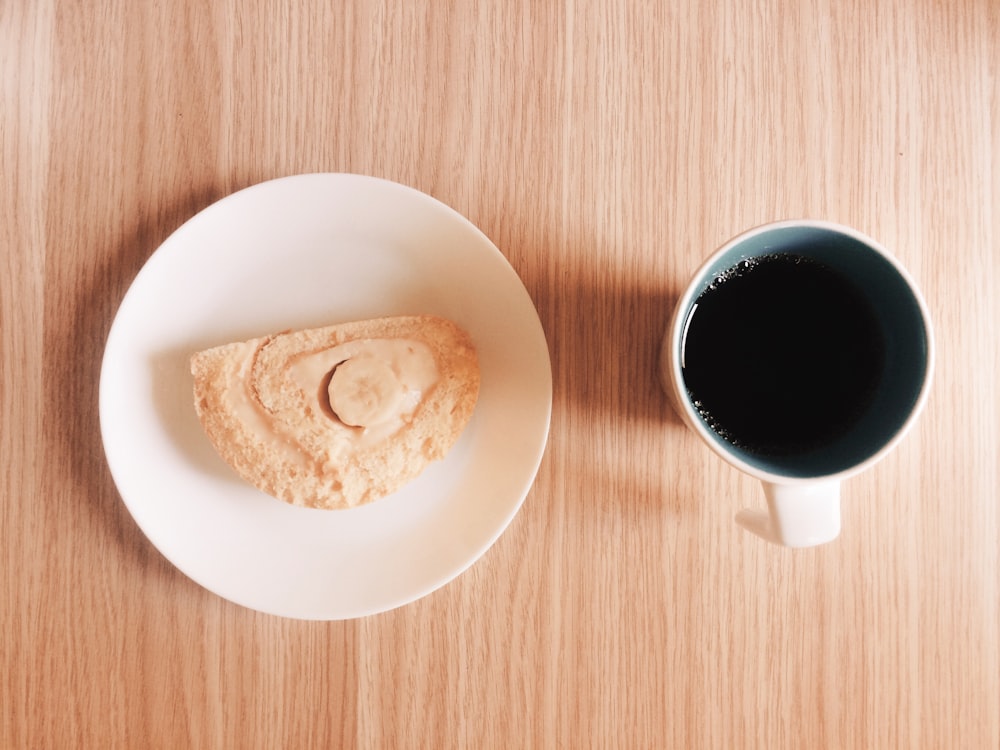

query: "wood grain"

left=3, top=0, right=998, bottom=747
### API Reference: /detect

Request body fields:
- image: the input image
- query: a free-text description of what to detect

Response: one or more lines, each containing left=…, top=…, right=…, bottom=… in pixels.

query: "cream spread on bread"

left=221, top=339, right=438, bottom=467
left=290, top=338, right=438, bottom=438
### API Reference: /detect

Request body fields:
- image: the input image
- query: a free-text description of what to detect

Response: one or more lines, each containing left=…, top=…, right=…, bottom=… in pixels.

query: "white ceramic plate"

left=99, top=173, right=552, bottom=620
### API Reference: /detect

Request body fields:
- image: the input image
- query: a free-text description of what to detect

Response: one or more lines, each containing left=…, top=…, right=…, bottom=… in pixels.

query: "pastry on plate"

left=191, top=315, right=480, bottom=509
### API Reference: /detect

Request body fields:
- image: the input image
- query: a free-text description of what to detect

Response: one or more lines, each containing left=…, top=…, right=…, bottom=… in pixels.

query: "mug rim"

left=665, top=218, right=936, bottom=485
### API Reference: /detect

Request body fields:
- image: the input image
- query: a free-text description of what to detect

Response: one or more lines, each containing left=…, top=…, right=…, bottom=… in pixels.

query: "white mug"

left=659, top=220, right=934, bottom=547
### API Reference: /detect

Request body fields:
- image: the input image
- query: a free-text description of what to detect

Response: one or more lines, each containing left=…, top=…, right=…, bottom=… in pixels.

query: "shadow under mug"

left=659, top=220, right=934, bottom=547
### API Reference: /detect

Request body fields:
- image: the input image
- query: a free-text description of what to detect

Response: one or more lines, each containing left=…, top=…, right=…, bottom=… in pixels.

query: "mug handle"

left=735, top=480, right=841, bottom=547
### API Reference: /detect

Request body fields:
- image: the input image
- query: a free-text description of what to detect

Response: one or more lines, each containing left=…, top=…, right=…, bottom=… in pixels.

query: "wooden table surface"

left=4, top=1, right=998, bottom=747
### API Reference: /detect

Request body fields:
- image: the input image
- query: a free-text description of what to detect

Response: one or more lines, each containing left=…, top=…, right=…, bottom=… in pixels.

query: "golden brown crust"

left=190, top=315, right=480, bottom=509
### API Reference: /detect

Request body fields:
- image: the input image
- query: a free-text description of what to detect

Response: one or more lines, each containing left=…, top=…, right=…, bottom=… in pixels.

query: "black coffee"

left=681, top=253, right=886, bottom=457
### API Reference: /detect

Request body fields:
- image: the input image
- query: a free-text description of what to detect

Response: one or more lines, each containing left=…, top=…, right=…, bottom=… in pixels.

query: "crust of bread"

left=190, top=315, right=480, bottom=509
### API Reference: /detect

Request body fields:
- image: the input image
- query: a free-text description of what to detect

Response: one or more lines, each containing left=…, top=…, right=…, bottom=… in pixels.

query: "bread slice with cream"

left=190, top=315, right=480, bottom=509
